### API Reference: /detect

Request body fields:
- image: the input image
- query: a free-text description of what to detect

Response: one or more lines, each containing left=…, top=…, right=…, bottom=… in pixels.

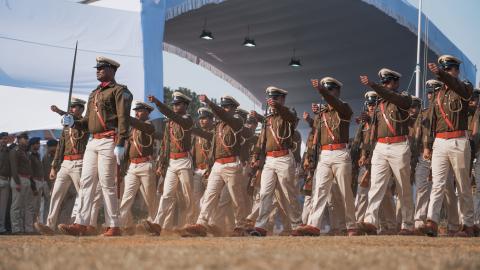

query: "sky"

left=405, top=0, right=480, bottom=85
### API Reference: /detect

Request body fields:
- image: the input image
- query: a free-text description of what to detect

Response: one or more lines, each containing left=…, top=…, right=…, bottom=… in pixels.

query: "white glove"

left=61, top=114, right=74, bottom=127
left=113, top=146, right=125, bottom=165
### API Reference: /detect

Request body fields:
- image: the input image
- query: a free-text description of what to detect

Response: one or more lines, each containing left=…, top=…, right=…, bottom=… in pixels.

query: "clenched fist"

left=359, top=75, right=373, bottom=86
left=428, top=63, right=440, bottom=75
left=199, top=94, right=210, bottom=104
left=423, top=148, right=432, bottom=160
left=49, top=168, right=57, bottom=181
left=148, top=95, right=161, bottom=106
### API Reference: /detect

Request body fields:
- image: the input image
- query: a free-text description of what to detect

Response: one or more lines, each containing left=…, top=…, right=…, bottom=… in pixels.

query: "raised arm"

left=429, top=63, right=472, bottom=99
left=129, top=117, right=155, bottom=134
left=148, top=95, right=193, bottom=130
left=201, top=95, right=243, bottom=131
left=191, top=127, right=214, bottom=141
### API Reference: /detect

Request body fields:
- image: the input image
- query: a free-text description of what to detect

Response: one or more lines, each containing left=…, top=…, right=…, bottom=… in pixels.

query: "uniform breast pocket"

left=101, top=98, right=114, bottom=113
left=446, top=98, right=462, bottom=113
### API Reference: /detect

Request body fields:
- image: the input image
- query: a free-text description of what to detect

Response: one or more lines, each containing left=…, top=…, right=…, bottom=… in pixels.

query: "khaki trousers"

left=0, top=177, right=10, bottom=232
left=241, top=165, right=253, bottom=212
left=413, top=156, right=459, bottom=229
left=365, top=141, right=414, bottom=229
left=427, top=137, right=473, bottom=226
left=75, top=138, right=119, bottom=227
left=379, top=181, right=397, bottom=231
left=46, top=160, right=82, bottom=229
left=10, top=177, right=35, bottom=233
left=302, top=195, right=312, bottom=225
left=247, top=188, right=261, bottom=221
left=472, top=152, right=480, bottom=224
left=57, top=184, right=76, bottom=225
left=308, top=149, right=356, bottom=230
left=355, top=166, right=369, bottom=222
left=208, top=185, right=235, bottom=232
left=197, top=159, right=247, bottom=228
left=120, top=161, right=156, bottom=227
left=444, top=174, right=460, bottom=231
left=191, top=168, right=206, bottom=222
left=32, top=180, right=43, bottom=223
left=154, top=157, right=194, bottom=228
left=413, top=156, right=432, bottom=228
left=327, top=181, right=347, bottom=231
left=255, top=153, right=302, bottom=230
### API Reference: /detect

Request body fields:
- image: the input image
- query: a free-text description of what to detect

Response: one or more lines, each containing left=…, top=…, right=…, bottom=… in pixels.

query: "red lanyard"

left=69, top=128, right=78, bottom=154
left=268, top=118, right=282, bottom=147
left=218, top=123, right=232, bottom=154
left=94, top=90, right=107, bottom=130
left=198, top=137, right=209, bottom=161
left=132, top=129, right=143, bottom=157
left=322, top=112, right=336, bottom=142
left=380, top=102, right=396, bottom=136
left=170, top=121, right=184, bottom=152
left=436, top=90, right=455, bottom=130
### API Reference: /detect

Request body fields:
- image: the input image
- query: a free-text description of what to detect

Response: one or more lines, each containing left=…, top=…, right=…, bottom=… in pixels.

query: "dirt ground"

left=1, top=235, right=480, bottom=270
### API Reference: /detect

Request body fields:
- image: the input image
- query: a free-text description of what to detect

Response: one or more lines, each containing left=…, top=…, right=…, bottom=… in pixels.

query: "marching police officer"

left=423, top=55, right=475, bottom=237
left=359, top=68, right=415, bottom=235
left=296, top=77, right=358, bottom=236
left=143, top=92, right=195, bottom=235
left=119, top=101, right=157, bottom=235
left=248, top=87, right=302, bottom=237
left=59, top=56, right=133, bottom=237
left=184, top=95, right=251, bottom=237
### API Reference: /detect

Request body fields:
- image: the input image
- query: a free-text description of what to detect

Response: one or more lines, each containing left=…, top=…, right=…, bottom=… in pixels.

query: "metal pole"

left=415, top=0, right=423, bottom=98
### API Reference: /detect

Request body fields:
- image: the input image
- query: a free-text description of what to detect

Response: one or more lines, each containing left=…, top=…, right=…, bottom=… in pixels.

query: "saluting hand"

left=428, top=63, right=440, bottom=75
left=148, top=95, right=161, bottom=106
left=359, top=75, right=373, bottom=86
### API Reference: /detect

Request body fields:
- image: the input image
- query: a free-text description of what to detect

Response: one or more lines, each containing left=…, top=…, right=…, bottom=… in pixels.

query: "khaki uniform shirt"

left=364, top=84, right=412, bottom=152
left=0, top=145, right=10, bottom=178
left=423, top=70, right=473, bottom=147
left=9, top=145, right=32, bottom=184
left=52, top=116, right=89, bottom=171
left=75, top=81, right=133, bottom=145
left=128, top=117, right=155, bottom=159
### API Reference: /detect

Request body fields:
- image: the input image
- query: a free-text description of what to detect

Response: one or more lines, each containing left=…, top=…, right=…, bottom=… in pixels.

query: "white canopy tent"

left=0, top=0, right=476, bottom=136
left=0, top=0, right=145, bottom=133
